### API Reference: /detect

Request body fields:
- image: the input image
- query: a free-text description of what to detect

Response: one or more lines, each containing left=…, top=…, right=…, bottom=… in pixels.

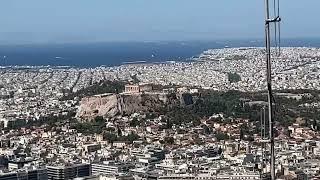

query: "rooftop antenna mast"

left=264, top=0, right=281, bottom=179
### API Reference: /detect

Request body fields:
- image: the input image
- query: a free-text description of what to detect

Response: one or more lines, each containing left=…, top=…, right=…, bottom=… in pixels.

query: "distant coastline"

left=0, top=39, right=320, bottom=67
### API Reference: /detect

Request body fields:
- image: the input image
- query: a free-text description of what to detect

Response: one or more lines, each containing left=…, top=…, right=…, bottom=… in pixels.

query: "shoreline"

left=0, top=46, right=319, bottom=69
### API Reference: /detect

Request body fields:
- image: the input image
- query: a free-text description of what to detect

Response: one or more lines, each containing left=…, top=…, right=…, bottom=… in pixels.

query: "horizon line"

left=1, top=37, right=320, bottom=46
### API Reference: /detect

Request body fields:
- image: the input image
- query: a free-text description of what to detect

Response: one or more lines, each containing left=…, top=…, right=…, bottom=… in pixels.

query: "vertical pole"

left=260, top=108, right=263, bottom=140
left=260, top=108, right=264, bottom=173
left=264, top=107, right=266, bottom=138
left=263, top=106, right=266, bottom=173
left=264, top=0, right=275, bottom=179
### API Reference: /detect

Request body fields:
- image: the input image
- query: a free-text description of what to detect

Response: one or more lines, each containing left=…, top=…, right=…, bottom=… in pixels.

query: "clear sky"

left=0, top=0, right=319, bottom=44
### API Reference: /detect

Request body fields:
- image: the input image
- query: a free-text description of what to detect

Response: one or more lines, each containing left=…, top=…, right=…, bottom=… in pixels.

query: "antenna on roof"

left=264, top=0, right=281, bottom=179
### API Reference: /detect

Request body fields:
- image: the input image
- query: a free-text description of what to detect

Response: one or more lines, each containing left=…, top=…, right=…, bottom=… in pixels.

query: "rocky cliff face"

left=76, top=93, right=167, bottom=120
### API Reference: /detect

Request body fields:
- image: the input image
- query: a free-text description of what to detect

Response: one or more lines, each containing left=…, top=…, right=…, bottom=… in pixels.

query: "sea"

left=0, top=38, right=319, bottom=68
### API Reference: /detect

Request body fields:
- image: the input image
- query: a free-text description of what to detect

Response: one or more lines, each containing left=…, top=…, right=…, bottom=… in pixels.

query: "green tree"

left=228, top=73, right=241, bottom=83
left=94, top=116, right=105, bottom=124
left=117, top=127, right=122, bottom=137
left=215, top=132, right=229, bottom=141
left=122, top=132, right=140, bottom=143
left=164, top=137, right=174, bottom=145
left=103, top=132, right=117, bottom=143
left=130, top=117, right=140, bottom=127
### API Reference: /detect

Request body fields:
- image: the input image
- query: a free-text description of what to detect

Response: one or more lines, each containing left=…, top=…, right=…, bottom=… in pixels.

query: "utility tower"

left=263, top=0, right=281, bottom=179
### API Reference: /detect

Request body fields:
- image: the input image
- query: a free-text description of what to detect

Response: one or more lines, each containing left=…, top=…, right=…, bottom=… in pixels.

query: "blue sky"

left=0, top=0, right=319, bottom=44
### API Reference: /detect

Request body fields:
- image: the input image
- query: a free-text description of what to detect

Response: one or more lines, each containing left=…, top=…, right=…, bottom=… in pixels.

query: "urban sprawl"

left=0, top=47, right=320, bottom=180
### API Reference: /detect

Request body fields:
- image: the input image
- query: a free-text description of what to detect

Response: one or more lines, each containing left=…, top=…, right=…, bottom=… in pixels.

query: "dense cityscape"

left=0, top=47, right=319, bottom=180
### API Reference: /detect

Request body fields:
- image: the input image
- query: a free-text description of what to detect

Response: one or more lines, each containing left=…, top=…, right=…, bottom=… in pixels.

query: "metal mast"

left=264, top=0, right=281, bottom=179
